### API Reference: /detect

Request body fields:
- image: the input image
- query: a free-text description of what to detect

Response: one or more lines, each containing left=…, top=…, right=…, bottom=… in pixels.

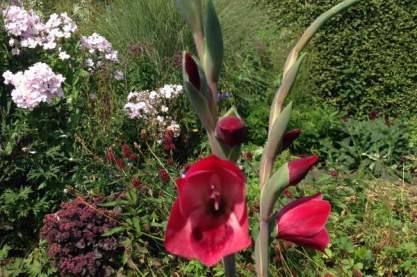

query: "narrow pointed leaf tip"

left=184, top=52, right=201, bottom=90
left=288, top=155, right=319, bottom=185
left=203, top=0, right=223, bottom=84
left=176, top=0, right=203, bottom=35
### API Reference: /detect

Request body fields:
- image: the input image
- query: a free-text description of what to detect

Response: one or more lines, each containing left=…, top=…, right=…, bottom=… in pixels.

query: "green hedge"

left=266, top=0, right=417, bottom=118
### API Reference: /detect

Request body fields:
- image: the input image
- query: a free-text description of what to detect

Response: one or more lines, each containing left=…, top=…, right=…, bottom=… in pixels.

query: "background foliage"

left=264, top=0, right=417, bottom=118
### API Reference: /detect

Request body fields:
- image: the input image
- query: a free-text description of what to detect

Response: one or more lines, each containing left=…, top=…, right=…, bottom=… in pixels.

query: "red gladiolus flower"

left=282, top=129, right=301, bottom=150
left=275, top=193, right=331, bottom=251
left=164, top=155, right=251, bottom=266
left=288, top=155, right=319, bottom=185
left=215, top=116, right=247, bottom=147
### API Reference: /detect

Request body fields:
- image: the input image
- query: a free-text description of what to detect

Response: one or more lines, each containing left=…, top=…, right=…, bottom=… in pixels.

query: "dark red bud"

left=158, top=169, right=170, bottom=184
left=121, top=144, right=133, bottom=158
left=369, top=111, right=378, bottom=121
left=282, top=129, right=301, bottom=150
left=283, top=188, right=293, bottom=198
left=215, top=116, right=247, bottom=147
left=243, top=151, right=253, bottom=162
left=115, top=158, right=125, bottom=171
left=131, top=177, right=141, bottom=189
left=106, top=147, right=116, bottom=163
left=129, top=154, right=138, bottom=162
left=288, top=155, right=319, bottom=185
left=184, top=52, right=201, bottom=90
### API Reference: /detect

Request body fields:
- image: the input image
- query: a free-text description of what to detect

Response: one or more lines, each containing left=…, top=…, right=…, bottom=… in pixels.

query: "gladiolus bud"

left=282, top=129, right=301, bottom=150
left=184, top=52, right=201, bottom=90
left=288, top=155, right=319, bottom=185
left=215, top=116, right=247, bottom=147
left=276, top=193, right=331, bottom=251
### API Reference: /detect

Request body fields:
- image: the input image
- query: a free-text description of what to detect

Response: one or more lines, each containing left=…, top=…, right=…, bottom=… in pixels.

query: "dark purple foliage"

left=41, top=197, right=124, bottom=276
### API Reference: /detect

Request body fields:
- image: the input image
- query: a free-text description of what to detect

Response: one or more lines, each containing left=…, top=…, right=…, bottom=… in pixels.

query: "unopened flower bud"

left=288, top=155, right=319, bottom=185
left=184, top=52, right=200, bottom=90
left=215, top=116, right=247, bottom=147
left=282, top=129, right=301, bottom=150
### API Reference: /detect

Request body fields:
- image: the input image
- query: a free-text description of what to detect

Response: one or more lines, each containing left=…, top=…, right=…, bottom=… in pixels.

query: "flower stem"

left=223, top=254, right=236, bottom=277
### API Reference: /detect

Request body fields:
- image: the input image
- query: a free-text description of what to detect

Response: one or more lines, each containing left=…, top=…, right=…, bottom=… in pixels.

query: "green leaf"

left=184, top=80, right=216, bottom=132
left=102, top=226, right=126, bottom=237
left=132, top=218, right=141, bottom=236
left=260, top=163, right=290, bottom=219
left=270, top=55, right=305, bottom=126
left=176, top=0, right=203, bottom=37
left=259, top=102, right=292, bottom=186
left=203, top=0, right=223, bottom=84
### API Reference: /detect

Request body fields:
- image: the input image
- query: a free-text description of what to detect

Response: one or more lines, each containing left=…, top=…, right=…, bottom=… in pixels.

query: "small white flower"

left=58, top=51, right=70, bottom=60
left=11, top=47, right=20, bottom=55
left=114, top=70, right=124, bottom=81
left=161, top=105, right=169, bottom=112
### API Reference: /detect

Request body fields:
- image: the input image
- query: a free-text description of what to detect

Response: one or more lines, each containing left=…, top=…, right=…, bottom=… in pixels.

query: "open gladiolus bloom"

left=164, top=155, right=251, bottom=266
left=275, top=193, right=331, bottom=251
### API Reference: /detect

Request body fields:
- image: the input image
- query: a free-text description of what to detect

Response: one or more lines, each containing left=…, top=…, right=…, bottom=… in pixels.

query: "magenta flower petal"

left=276, top=193, right=331, bottom=251
left=190, top=208, right=251, bottom=266
left=288, top=155, right=319, bottom=185
left=164, top=199, right=195, bottom=260
left=165, top=155, right=251, bottom=266
left=283, top=229, right=329, bottom=251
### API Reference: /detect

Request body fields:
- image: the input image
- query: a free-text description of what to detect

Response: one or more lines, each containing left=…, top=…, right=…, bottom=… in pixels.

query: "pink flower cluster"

left=80, top=33, right=119, bottom=71
left=3, top=62, right=65, bottom=110
left=124, top=84, right=183, bottom=138
left=2, top=6, right=77, bottom=55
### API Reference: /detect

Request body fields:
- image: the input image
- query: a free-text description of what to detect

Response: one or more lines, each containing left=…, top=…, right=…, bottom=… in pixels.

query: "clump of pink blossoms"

left=80, top=33, right=119, bottom=71
left=3, top=62, right=65, bottom=110
left=2, top=5, right=77, bottom=55
left=124, top=84, right=183, bottom=138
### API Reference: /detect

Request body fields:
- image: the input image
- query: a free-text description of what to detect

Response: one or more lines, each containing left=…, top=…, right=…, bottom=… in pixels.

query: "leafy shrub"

left=41, top=196, right=124, bottom=276
left=324, top=118, right=414, bottom=180
left=264, top=0, right=417, bottom=118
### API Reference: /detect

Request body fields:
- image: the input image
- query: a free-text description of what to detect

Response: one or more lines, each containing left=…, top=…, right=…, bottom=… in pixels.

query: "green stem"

left=223, top=255, right=237, bottom=277
left=256, top=1, right=362, bottom=276
left=257, top=220, right=270, bottom=277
